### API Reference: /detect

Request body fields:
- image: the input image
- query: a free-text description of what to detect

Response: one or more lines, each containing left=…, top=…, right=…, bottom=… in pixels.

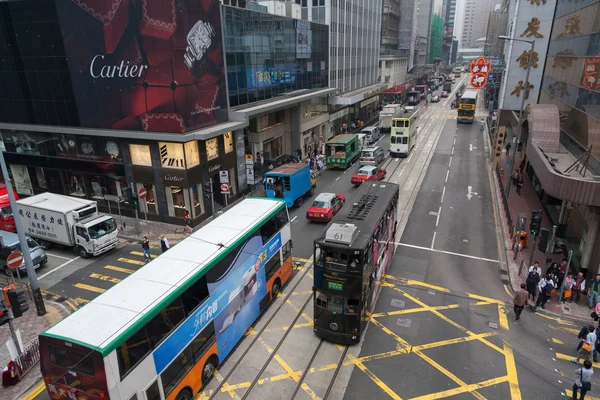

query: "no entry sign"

left=7, top=252, right=23, bottom=269
left=138, top=188, right=147, bottom=200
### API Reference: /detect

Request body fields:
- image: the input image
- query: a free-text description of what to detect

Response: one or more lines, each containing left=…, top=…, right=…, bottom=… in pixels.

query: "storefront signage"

left=360, top=96, right=379, bottom=108
left=469, top=56, right=492, bottom=89
left=89, top=54, right=148, bottom=79
left=160, top=169, right=188, bottom=187
left=208, top=164, right=221, bottom=173
left=164, top=174, right=184, bottom=183
left=581, top=53, right=600, bottom=89
left=219, top=170, right=229, bottom=184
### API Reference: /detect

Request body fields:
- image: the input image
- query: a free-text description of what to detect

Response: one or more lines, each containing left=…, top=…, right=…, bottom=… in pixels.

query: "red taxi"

left=306, top=193, right=345, bottom=222
left=351, top=166, right=386, bottom=186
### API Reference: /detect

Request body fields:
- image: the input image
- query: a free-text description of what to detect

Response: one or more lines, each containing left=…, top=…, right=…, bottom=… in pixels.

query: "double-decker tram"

left=39, top=198, right=293, bottom=400
left=390, top=109, right=419, bottom=157
left=457, top=90, right=478, bottom=123
left=313, top=182, right=400, bottom=345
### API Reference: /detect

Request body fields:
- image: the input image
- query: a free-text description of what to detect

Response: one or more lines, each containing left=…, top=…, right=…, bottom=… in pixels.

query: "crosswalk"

left=66, top=246, right=309, bottom=309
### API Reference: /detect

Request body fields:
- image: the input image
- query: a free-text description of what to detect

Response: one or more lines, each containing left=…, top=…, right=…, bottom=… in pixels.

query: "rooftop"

left=326, top=134, right=357, bottom=144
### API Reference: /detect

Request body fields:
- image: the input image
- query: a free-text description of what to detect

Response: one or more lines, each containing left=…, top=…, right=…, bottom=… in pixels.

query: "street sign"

left=220, top=183, right=230, bottom=193
left=246, top=168, right=255, bottom=185
left=6, top=252, right=23, bottom=269
left=219, top=171, right=229, bottom=184
left=138, top=187, right=147, bottom=200
left=245, top=154, right=254, bottom=166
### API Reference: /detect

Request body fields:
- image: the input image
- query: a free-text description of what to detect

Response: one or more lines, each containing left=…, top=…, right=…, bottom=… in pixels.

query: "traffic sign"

left=245, top=154, right=254, bottom=166
left=6, top=252, right=23, bottom=269
left=138, top=187, right=147, bottom=200
left=246, top=168, right=255, bottom=185
left=220, top=183, right=230, bottom=193
left=219, top=171, right=229, bottom=184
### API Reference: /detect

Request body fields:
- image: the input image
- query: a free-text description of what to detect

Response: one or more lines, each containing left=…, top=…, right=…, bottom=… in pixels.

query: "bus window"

left=324, top=250, right=348, bottom=272
left=260, top=216, right=279, bottom=243
left=181, top=276, right=209, bottom=315
left=191, top=321, right=216, bottom=361
left=145, top=380, right=161, bottom=400
left=145, top=299, right=185, bottom=347
left=282, top=240, right=292, bottom=260
left=275, top=208, right=289, bottom=228
left=328, top=295, right=344, bottom=314
left=117, top=329, right=152, bottom=378
left=49, top=345, right=94, bottom=375
left=346, top=298, right=359, bottom=315
left=265, top=252, right=282, bottom=280
left=161, top=346, right=193, bottom=396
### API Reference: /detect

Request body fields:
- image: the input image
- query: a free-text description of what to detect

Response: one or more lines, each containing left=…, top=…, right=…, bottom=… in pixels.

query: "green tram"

left=325, top=134, right=360, bottom=169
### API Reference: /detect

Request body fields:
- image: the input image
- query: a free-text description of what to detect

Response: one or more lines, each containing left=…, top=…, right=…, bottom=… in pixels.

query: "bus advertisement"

left=39, top=198, right=293, bottom=400
left=457, top=90, right=478, bottom=123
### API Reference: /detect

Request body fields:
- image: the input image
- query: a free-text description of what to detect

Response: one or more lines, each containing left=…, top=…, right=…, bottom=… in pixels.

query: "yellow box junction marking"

left=503, top=343, right=522, bottom=400
left=130, top=250, right=158, bottom=259
left=565, top=389, right=600, bottom=400
left=90, top=272, right=121, bottom=284
left=556, top=353, right=600, bottom=368
left=105, top=264, right=135, bottom=274
left=73, top=283, right=106, bottom=294
left=498, top=305, right=509, bottom=331
left=118, top=257, right=146, bottom=265
left=551, top=338, right=564, bottom=345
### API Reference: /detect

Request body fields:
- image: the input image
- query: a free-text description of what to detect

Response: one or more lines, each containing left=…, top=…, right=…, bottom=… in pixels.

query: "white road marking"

left=441, top=186, right=446, bottom=203
left=431, top=232, right=436, bottom=249
left=291, top=216, right=298, bottom=222
left=466, top=186, right=478, bottom=200
left=448, top=156, right=452, bottom=167
left=395, top=242, right=500, bottom=263
left=343, top=169, right=348, bottom=174
left=453, top=137, right=456, bottom=146
left=451, top=146, right=454, bottom=155
left=419, top=136, right=424, bottom=142
left=38, top=256, right=82, bottom=280
left=398, top=166, right=406, bottom=178
left=445, top=170, right=449, bottom=183
left=336, top=177, right=340, bottom=181
left=436, top=206, right=441, bottom=227
left=46, top=253, right=74, bottom=261
left=395, top=158, right=400, bottom=162
left=407, top=153, right=413, bottom=162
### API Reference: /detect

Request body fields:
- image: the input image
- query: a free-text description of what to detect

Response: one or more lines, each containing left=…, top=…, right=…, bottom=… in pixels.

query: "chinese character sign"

left=469, top=56, right=492, bottom=89
left=581, top=53, right=600, bottom=90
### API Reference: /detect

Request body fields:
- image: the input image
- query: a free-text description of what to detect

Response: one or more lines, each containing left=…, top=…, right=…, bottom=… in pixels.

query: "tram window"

left=349, top=255, right=361, bottom=270
left=346, top=298, right=359, bottom=315
left=315, top=246, right=323, bottom=265
left=327, top=295, right=344, bottom=314
left=315, top=291, right=328, bottom=308
left=402, top=137, right=408, bottom=144
left=390, top=137, right=395, bottom=144
left=325, top=250, right=348, bottom=272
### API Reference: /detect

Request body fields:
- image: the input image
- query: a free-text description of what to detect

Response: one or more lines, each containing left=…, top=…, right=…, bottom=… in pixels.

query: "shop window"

left=9, top=164, right=33, bottom=195
left=62, top=171, right=86, bottom=197
left=159, top=142, right=185, bottom=169
left=130, top=144, right=153, bottom=166
left=228, top=168, right=237, bottom=195
left=136, top=183, right=158, bottom=215
left=184, top=141, right=200, bottom=168
left=34, top=168, right=47, bottom=190
left=165, top=186, right=189, bottom=218
left=263, top=136, right=283, bottom=160
left=224, top=132, right=234, bottom=154
left=190, top=185, right=204, bottom=218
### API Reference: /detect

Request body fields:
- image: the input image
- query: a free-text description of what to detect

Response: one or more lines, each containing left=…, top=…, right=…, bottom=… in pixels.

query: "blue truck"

left=265, top=163, right=317, bottom=207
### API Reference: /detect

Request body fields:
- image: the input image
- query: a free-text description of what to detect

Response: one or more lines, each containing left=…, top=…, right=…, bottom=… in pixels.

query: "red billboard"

left=469, top=56, right=492, bottom=89
left=54, top=0, right=228, bottom=133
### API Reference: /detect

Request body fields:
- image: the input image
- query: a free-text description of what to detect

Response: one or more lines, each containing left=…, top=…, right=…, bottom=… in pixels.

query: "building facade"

left=416, top=0, right=434, bottom=66
left=0, top=1, right=331, bottom=225
left=442, top=0, right=456, bottom=63
left=461, top=0, right=499, bottom=49
left=429, top=14, right=444, bottom=62
left=483, top=4, right=509, bottom=58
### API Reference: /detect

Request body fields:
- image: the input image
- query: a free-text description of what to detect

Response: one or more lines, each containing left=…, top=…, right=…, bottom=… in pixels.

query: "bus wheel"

left=272, top=279, right=282, bottom=299
left=295, top=197, right=303, bottom=207
left=202, top=356, right=218, bottom=385
left=175, top=389, right=193, bottom=400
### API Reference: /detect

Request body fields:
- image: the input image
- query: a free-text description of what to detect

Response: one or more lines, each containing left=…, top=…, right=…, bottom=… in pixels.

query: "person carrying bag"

left=573, top=359, right=593, bottom=400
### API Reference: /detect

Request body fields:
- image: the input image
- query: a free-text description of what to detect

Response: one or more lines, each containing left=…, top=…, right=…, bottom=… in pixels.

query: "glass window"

left=169, top=186, right=187, bottom=218
left=327, top=295, right=344, bottom=314
left=282, top=240, right=292, bottom=261
left=191, top=321, right=216, bottom=360
left=117, top=329, right=152, bottom=378
left=315, top=291, right=327, bottom=308
left=190, top=185, right=204, bottom=218
left=145, top=299, right=185, bottom=347
left=181, top=276, right=210, bottom=315
left=130, top=144, right=153, bottom=166
left=324, top=250, right=348, bottom=272
left=142, top=183, right=158, bottom=215
left=145, top=380, right=161, bottom=400
left=48, top=345, right=94, bottom=375
left=161, top=346, right=193, bottom=397
left=265, top=252, right=281, bottom=279
left=346, top=298, right=359, bottom=315
left=275, top=209, right=289, bottom=229
left=184, top=141, right=200, bottom=168
left=260, top=216, right=279, bottom=243
left=159, top=142, right=185, bottom=169
left=63, top=171, right=86, bottom=197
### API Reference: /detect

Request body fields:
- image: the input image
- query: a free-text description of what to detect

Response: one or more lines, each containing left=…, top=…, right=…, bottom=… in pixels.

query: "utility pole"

left=528, top=234, right=538, bottom=271
left=545, top=225, right=557, bottom=264
left=0, top=295, right=22, bottom=357
left=558, top=250, right=573, bottom=304
left=0, top=150, right=46, bottom=316
left=209, top=177, right=215, bottom=216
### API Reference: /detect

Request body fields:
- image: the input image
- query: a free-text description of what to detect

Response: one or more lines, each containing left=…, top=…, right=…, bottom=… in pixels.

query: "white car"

left=431, top=95, right=440, bottom=103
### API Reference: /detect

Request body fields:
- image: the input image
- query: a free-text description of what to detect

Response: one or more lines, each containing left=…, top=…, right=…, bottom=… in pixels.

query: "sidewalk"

left=492, top=144, right=591, bottom=322
left=0, top=300, right=70, bottom=400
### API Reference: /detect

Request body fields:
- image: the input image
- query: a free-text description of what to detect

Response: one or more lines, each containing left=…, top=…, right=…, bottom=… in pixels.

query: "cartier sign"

left=89, top=54, right=149, bottom=79
left=164, top=174, right=184, bottom=182
left=161, top=169, right=188, bottom=187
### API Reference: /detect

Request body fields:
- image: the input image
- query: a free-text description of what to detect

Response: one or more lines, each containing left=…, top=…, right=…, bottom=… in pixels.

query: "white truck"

left=379, top=104, right=402, bottom=134
left=16, top=193, right=119, bottom=258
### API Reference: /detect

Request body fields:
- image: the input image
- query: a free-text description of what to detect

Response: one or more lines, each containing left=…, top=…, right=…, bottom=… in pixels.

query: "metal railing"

left=15, top=338, right=40, bottom=379
left=495, top=164, right=514, bottom=235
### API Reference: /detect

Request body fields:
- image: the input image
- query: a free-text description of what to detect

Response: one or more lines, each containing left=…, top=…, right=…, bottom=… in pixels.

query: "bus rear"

left=457, top=91, right=477, bottom=123
left=40, top=335, right=109, bottom=400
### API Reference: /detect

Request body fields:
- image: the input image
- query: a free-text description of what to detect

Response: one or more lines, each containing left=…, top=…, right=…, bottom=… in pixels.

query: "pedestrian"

left=573, top=325, right=596, bottom=365
left=563, top=272, right=575, bottom=303
left=535, top=275, right=555, bottom=310
left=529, top=261, right=542, bottom=276
left=547, top=262, right=559, bottom=281
left=184, top=210, right=193, bottom=234
left=588, top=274, right=600, bottom=309
left=572, top=359, right=593, bottom=400
left=513, top=283, right=528, bottom=321
left=505, top=142, right=512, bottom=155
left=558, top=260, right=568, bottom=289
left=512, top=170, right=520, bottom=187
left=516, top=175, right=524, bottom=195
left=526, top=267, right=540, bottom=301
left=256, top=151, right=262, bottom=166
left=141, top=236, right=151, bottom=262
left=574, top=272, right=587, bottom=304
left=519, top=158, right=526, bottom=174
left=160, top=234, right=169, bottom=253
left=592, top=302, right=600, bottom=322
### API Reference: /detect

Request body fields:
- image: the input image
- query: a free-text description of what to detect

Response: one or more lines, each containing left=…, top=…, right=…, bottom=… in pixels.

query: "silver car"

left=359, top=146, right=385, bottom=165
left=0, top=231, right=47, bottom=276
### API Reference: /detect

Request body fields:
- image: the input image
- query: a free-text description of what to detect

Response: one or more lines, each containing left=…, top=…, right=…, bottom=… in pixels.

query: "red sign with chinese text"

left=582, top=53, right=600, bottom=90
left=469, top=56, right=492, bottom=89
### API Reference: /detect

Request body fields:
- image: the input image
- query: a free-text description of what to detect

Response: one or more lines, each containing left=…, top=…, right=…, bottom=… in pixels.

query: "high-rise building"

left=416, top=0, right=434, bottom=66
left=429, top=15, right=444, bottom=62
left=380, top=0, right=409, bottom=86
left=442, top=0, right=456, bottom=63
left=461, top=0, right=498, bottom=49
left=483, top=3, right=509, bottom=58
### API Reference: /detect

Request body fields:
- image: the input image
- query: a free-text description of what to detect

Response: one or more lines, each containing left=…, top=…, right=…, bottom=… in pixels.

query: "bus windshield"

left=458, top=109, right=473, bottom=117
left=460, top=99, right=476, bottom=105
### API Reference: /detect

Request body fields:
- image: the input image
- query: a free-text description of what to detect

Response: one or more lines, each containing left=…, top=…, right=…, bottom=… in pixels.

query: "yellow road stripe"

left=565, top=389, right=600, bottom=400
left=409, top=376, right=509, bottom=400
left=551, top=338, right=564, bottom=344
left=498, top=305, right=509, bottom=331
left=555, top=353, right=600, bottom=368
left=213, top=369, right=241, bottom=400
left=549, top=324, right=580, bottom=335
left=118, top=257, right=146, bottom=265
left=347, top=353, right=403, bottom=400
left=536, top=312, right=577, bottom=326
left=73, top=283, right=106, bottom=294
left=371, top=304, right=460, bottom=318
left=130, top=251, right=158, bottom=259
left=90, top=272, right=121, bottom=284
left=21, top=382, right=46, bottom=400
left=504, top=285, right=512, bottom=298
left=466, top=293, right=505, bottom=305
left=412, top=332, right=498, bottom=352
left=504, top=343, right=522, bottom=400
left=105, top=265, right=135, bottom=274
left=405, top=280, right=451, bottom=293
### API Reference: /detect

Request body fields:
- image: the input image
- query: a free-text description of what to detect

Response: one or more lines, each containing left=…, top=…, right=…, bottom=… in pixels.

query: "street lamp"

left=498, top=35, right=535, bottom=200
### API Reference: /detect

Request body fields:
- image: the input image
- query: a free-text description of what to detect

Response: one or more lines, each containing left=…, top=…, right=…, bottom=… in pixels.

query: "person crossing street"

left=513, top=283, right=528, bottom=321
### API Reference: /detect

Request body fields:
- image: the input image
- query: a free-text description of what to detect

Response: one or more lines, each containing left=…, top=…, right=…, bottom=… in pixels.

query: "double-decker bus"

left=457, top=90, right=478, bottom=123
left=39, top=198, right=293, bottom=400
left=313, top=182, right=400, bottom=344
left=390, top=109, right=419, bottom=157
left=453, top=67, right=462, bottom=78
left=406, top=90, right=421, bottom=106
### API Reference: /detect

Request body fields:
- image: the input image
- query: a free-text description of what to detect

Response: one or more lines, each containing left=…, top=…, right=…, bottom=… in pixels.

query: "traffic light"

left=538, top=228, right=549, bottom=252
left=5, top=287, right=29, bottom=318
left=203, top=183, right=211, bottom=199
left=131, top=194, right=138, bottom=207
left=0, top=304, right=9, bottom=326
left=530, top=210, right=542, bottom=236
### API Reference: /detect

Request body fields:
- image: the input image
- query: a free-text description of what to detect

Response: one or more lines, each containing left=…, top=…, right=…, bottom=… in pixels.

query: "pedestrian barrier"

left=15, top=338, right=40, bottom=379
left=495, top=165, right=514, bottom=234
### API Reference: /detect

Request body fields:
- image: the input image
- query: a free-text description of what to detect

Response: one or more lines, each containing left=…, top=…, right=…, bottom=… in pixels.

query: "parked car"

left=441, top=91, right=449, bottom=98
left=359, top=146, right=385, bottom=165
left=0, top=231, right=47, bottom=276
left=431, top=95, right=440, bottom=103
left=351, top=165, right=386, bottom=186
left=306, top=193, right=345, bottom=222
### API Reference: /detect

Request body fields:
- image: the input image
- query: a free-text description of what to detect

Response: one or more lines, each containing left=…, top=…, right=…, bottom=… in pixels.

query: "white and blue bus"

left=39, top=198, right=293, bottom=400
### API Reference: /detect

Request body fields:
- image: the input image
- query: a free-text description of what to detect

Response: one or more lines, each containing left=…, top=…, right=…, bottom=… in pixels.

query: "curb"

left=15, top=379, right=44, bottom=400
